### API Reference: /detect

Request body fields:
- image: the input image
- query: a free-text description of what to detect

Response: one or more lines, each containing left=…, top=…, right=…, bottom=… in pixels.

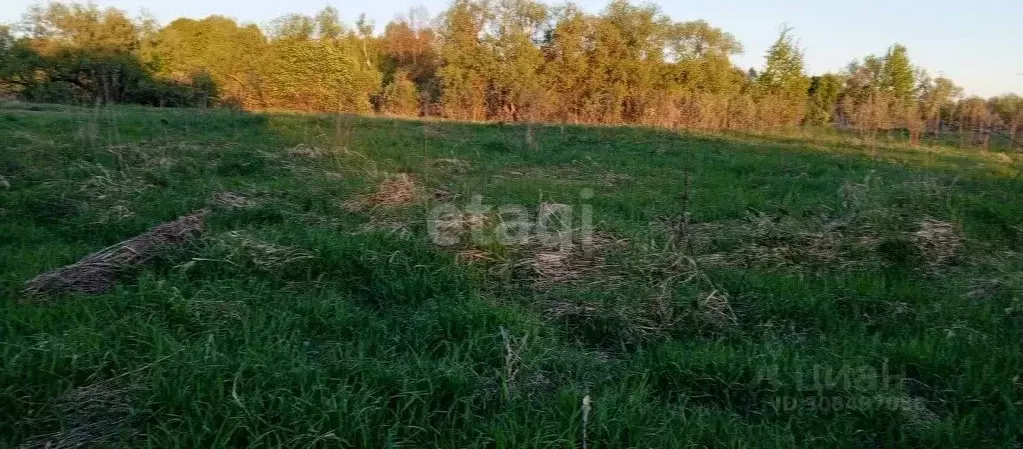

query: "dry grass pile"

left=543, top=301, right=600, bottom=320
left=212, top=191, right=259, bottom=210
left=698, top=290, right=736, bottom=329
left=690, top=212, right=965, bottom=272
left=343, top=173, right=419, bottom=212
left=373, top=173, right=417, bottom=206
left=641, top=251, right=735, bottom=333
left=24, top=210, right=209, bottom=296
left=19, top=379, right=139, bottom=449
left=679, top=207, right=965, bottom=278
left=913, top=218, right=962, bottom=267
left=682, top=210, right=882, bottom=271
left=525, top=251, right=589, bottom=285
left=540, top=251, right=737, bottom=341
left=667, top=219, right=722, bottom=253
left=698, top=232, right=850, bottom=270
left=515, top=233, right=627, bottom=290
left=220, top=231, right=315, bottom=272
left=431, top=209, right=489, bottom=246
left=626, top=283, right=684, bottom=340
left=656, top=209, right=776, bottom=255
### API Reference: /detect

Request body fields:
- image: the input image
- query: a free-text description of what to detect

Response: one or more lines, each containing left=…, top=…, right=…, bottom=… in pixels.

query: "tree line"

left=1, top=0, right=1020, bottom=147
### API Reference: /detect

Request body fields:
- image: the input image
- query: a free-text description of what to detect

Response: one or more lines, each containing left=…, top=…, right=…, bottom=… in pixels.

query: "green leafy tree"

left=316, top=6, right=343, bottom=41
left=380, top=69, right=420, bottom=116
left=540, top=5, right=592, bottom=123
left=839, top=54, right=895, bottom=131
left=23, top=2, right=140, bottom=53
left=144, top=16, right=265, bottom=108
left=664, top=20, right=745, bottom=128
left=598, top=0, right=673, bottom=123
left=488, top=0, right=548, bottom=121
left=1, top=0, right=1016, bottom=147
left=269, top=14, right=315, bottom=40
left=806, top=73, right=842, bottom=125
left=917, top=75, right=961, bottom=135
left=437, top=0, right=492, bottom=120
left=881, top=44, right=915, bottom=106
left=0, top=25, right=32, bottom=95
left=989, top=94, right=1023, bottom=141
left=16, top=3, right=143, bottom=103
left=261, top=29, right=377, bottom=113
left=755, top=26, right=809, bottom=127
left=586, top=10, right=629, bottom=123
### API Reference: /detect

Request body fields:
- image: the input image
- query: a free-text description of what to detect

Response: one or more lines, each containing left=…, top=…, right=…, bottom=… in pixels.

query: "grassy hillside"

left=1, top=102, right=1021, bottom=448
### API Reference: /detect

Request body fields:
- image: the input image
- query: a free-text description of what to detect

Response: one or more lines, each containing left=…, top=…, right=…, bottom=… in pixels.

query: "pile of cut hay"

left=372, top=173, right=417, bottom=206
left=212, top=191, right=260, bottom=210
left=18, top=378, right=139, bottom=449
left=514, top=233, right=628, bottom=290
left=24, top=210, right=208, bottom=296
left=221, top=231, right=315, bottom=272
left=698, top=232, right=849, bottom=270
left=913, top=218, right=962, bottom=267
left=430, top=209, right=489, bottom=246
left=343, top=173, right=419, bottom=212
left=698, top=290, right=736, bottom=329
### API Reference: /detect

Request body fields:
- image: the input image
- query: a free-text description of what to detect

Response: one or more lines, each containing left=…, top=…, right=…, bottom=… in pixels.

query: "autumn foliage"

left=1, top=1, right=1020, bottom=146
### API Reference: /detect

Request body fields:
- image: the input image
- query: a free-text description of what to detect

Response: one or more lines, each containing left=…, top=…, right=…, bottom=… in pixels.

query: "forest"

left=1, top=0, right=1020, bottom=147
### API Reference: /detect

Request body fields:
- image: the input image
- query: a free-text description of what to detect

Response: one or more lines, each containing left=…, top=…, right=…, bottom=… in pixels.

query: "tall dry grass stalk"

left=581, top=395, right=592, bottom=449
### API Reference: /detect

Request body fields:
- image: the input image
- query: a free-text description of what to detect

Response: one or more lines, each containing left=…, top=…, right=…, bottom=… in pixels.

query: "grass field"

left=1, top=101, right=1022, bottom=448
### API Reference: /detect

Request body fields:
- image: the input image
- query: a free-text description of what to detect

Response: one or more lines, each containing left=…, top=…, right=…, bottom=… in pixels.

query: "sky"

left=2, top=0, right=1020, bottom=97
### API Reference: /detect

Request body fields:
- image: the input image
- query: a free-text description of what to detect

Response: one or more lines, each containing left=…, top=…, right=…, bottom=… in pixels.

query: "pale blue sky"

left=2, top=0, right=1020, bottom=97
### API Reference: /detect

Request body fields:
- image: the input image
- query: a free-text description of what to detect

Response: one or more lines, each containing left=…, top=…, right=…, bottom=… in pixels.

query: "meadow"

left=1, top=101, right=1021, bottom=447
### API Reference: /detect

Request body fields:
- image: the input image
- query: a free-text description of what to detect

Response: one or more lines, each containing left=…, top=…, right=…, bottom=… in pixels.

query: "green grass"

left=1, top=103, right=1021, bottom=448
